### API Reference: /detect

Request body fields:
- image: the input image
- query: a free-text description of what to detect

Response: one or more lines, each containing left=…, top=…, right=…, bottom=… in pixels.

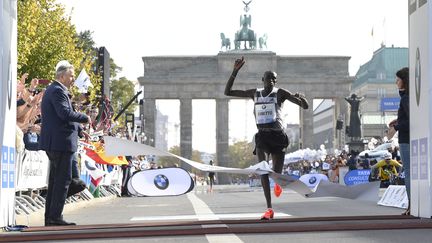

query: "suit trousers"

left=72, top=152, right=79, bottom=179
left=45, top=151, right=74, bottom=220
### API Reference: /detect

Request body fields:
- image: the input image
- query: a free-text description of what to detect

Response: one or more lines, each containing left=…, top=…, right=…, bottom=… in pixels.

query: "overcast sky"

left=57, top=0, right=408, bottom=153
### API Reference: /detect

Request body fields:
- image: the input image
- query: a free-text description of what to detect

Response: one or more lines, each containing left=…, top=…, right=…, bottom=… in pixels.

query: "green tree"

left=76, top=31, right=124, bottom=105
left=110, top=58, right=122, bottom=79
left=75, top=30, right=100, bottom=102
left=17, top=0, right=93, bottom=84
left=77, top=30, right=97, bottom=56
left=158, top=146, right=203, bottom=170
left=110, top=77, right=136, bottom=126
left=228, top=140, right=256, bottom=169
left=158, top=146, right=182, bottom=168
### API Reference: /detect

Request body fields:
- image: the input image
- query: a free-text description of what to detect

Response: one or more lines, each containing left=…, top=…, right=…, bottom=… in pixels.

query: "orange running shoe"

left=274, top=183, right=282, bottom=197
left=261, top=208, right=274, bottom=220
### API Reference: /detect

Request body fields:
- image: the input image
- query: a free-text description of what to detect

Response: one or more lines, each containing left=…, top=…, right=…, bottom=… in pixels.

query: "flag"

left=81, top=153, right=107, bottom=179
left=74, top=69, right=93, bottom=93
left=82, top=155, right=104, bottom=198
left=89, top=177, right=103, bottom=197
left=84, top=141, right=129, bottom=166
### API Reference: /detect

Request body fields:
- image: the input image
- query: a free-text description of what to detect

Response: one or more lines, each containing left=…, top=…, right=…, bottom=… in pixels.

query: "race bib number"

left=255, top=103, right=276, bottom=124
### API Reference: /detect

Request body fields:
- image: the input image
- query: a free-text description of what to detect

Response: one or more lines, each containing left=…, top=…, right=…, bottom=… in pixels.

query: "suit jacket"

left=39, top=81, right=88, bottom=152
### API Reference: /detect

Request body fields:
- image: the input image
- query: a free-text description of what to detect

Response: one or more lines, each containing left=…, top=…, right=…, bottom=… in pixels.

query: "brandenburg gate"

left=138, top=51, right=351, bottom=183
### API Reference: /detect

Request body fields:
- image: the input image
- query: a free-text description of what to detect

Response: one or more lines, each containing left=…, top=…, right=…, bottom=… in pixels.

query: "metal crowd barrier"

left=14, top=149, right=123, bottom=217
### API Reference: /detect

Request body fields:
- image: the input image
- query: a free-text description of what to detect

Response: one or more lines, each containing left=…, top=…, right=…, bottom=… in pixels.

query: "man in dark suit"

left=39, top=60, right=90, bottom=226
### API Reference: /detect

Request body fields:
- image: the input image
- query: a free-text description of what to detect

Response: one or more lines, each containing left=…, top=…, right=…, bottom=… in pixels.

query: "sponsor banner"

left=344, top=169, right=371, bottom=186
left=16, top=150, right=49, bottom=190
left=8, top=147, right=14, bottom=188
left=380, top=97, right=400, bottom=111
left=409, top=0, right=431, bottom=217
left=1, top=147, right=8, bottom=189
left=0, top=0, right=17, bottom=228
left=299, top=173, right=329, bottom=188
left=322, top=162, right=331, bottom=170
left=128, top=168, right=194, bottom=196
left=378, top=185, right=409, bottom=209
left=419, top=138, right=428, bottom=180
left=411, top=139, right=419, bottom=180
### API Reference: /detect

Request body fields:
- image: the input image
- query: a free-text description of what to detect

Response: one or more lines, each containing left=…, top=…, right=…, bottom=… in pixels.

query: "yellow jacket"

left=371, top=159, right=402, bottom=180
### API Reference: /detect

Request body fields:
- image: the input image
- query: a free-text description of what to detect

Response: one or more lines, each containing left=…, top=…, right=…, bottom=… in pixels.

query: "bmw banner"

left=0, top=0, right=17, bottom=227
left=409, top=0, right=432, bottom=218
left=299, top=173, right=329, bottom=189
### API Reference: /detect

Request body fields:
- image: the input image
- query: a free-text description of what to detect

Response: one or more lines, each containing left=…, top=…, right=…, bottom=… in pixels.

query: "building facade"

left=313, top=99, right=337, bottom=152
left=350, top=45, right=408, bottom=141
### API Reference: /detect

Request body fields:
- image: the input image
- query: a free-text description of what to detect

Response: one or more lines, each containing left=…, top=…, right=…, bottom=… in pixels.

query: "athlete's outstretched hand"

left=233, top=56, right=245, bottom=72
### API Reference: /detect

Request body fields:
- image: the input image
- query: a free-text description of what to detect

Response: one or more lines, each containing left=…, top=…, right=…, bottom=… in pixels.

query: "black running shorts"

left=254, top=129, right=289, bottom=154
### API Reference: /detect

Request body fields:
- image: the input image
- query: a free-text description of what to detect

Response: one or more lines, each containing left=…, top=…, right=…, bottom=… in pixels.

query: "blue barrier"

left=344, top=169, right=370, bottom=186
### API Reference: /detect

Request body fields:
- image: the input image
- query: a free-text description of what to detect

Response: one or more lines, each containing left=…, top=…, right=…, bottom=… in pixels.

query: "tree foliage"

left=110, top=58, right=122, bottom=79
left=158, top=146, right=181, bottom=168
left=17, top=0, right=94, bottom=85
left=228, top=140, right=256, bottom=169
left=75, top=30, right=101, bottom=102
left=77, top=30, right=97, bottom=56
left=110, top=77, right=137, bottom=126
left=158, top=145, right=203, bottom=169
left=17, top=0, right=136, bottom=134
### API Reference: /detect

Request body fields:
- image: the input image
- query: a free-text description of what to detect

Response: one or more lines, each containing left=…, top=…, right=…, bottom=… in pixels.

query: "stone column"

left=300, top=96, right=314, bottom=149
left=142, top=98, right=155, bottom=146
left=216, top=98, right=230, bottom=184
left=180, top=98, right=192, bottom=171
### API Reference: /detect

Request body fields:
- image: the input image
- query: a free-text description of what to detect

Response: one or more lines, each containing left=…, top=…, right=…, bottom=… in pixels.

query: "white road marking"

left=187, top=193, right=243, bottom=243
left=129, top=193, right=292, bottom=242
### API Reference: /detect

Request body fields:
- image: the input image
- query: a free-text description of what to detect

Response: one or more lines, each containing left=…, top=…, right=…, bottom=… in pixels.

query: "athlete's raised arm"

left=224, top=56, right=255, bottom=98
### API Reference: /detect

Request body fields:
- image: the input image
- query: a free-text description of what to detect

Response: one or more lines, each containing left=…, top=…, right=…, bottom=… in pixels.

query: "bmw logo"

left=154, top=174, right=169, bottom=190
left=309, top=176, right=317, bottom=184
left=262, top=105, right=266, bottom=109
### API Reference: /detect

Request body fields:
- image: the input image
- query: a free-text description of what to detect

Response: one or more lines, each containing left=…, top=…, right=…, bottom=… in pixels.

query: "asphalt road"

left=9, top=184, right=432, bottom=242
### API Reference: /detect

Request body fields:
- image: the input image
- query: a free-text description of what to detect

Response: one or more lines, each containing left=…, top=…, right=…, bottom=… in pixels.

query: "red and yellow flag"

left=85, top=141, right=128, bottom=165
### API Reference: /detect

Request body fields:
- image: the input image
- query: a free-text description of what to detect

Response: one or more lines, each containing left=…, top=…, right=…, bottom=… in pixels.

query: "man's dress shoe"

left=45, top=218, right=76, bottom=226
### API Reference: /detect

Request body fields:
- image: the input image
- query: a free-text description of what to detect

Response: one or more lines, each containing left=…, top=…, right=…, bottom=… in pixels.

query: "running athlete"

left=224, top=56, right=309, bottom=220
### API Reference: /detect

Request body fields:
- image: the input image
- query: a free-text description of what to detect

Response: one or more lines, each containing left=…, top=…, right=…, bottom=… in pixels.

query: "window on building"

left=378, top=88, right=386, bottom=97
left=377, top=72, right=386, bottom=80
